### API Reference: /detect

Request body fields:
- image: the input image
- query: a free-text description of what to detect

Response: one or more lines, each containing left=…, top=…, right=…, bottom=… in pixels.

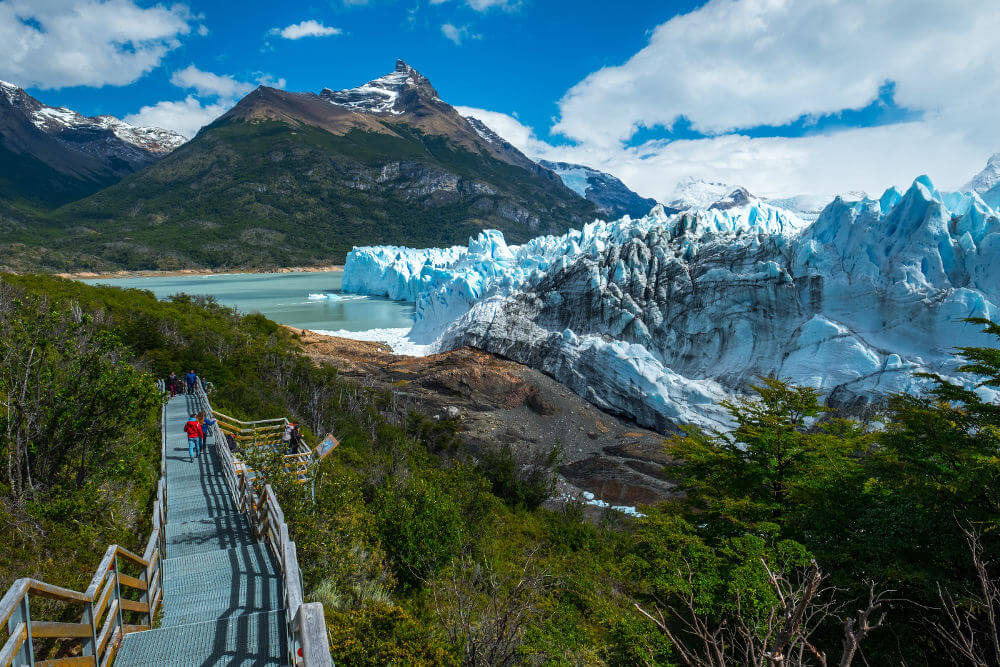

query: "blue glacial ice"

left=342, top=181, right=1000, bottom=431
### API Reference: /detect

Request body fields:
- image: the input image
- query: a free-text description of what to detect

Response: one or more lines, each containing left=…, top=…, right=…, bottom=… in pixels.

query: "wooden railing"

left=0, top=397, right=169, bottom=667
left=212, top=411, right=312, bottom=482
left=193, top=383, right=332, bottom=666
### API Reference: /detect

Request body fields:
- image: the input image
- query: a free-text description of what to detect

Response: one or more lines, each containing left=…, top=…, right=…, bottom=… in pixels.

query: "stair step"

left=159, top=544, right=283, bottom=627
left=167, top=495, right=237, bottom=523
left=115, top=609, right=288, bottom=666
left=166, top=515, right=256, bottom=559
left=144, top=394, right=290, bottom=664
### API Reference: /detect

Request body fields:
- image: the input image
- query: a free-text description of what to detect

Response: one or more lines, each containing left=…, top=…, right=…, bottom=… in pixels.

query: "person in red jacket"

left=183, top=414, right=204, bottom=460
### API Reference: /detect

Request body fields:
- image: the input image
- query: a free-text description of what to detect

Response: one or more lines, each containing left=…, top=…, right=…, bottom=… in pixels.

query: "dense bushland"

left=1, top=275, right=998, bottom=665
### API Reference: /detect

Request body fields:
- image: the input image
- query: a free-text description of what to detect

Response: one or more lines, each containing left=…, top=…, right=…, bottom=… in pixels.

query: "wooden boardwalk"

left=115, top=393, right=288, bottom=666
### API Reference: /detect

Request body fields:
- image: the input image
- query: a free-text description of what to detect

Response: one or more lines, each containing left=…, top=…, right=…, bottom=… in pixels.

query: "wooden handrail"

left=0, top=397, right=168, bottom=667
left=193, top=383, right=332, bottom=666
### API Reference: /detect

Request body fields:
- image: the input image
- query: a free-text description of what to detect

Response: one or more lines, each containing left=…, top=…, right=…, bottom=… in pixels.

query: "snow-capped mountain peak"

left=321, top=59, right=441, bottom=115
left=667, top=177, right=742, bottom=210
left=708, top=186, right=755, bottom=211
left=963, top=152, right=1000, bottom=194
left=537, top=159, right=658, bottom=219
left=0, top=79, right=186, bottom=196
left=0, top=79, right=185, bottom=156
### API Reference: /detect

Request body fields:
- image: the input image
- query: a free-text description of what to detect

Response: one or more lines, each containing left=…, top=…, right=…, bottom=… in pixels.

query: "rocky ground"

left=288, top=327, right=676, bottom=508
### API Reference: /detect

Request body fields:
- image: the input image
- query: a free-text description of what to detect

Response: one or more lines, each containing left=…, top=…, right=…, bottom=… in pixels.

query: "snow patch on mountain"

left=30, top=104, right=185, bottom=154
left=667, top=178, right=737, bottom=210
left=464, top=116, right=503, bottom=146
left=321, top=59, right=440, bottom=115
left=963, top=153, right=1000, bottom=194
left=537, top=160, right=659, bottom=219
left=1, top=79, right=185, bottom=156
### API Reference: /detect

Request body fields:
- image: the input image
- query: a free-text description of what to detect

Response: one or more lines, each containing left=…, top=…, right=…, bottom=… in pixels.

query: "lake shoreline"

left=62, top=265, right=344, bottom=280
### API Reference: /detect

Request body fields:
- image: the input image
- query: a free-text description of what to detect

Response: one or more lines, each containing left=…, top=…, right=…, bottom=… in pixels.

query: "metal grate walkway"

left=116, top=394, right=288, bottom=666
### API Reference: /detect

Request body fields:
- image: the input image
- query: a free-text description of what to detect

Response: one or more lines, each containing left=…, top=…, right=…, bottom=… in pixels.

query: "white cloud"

left=458, top=0, right=1000, bottom=201
left=456, top=106, right=983, bottom=203
left=0, top=0, right=193, bottom=89
left=555, top=0, right=1000, bottom=147
left=430, top=0, right=518, bottom=11
left=170, top=65, right=254, bottom=99
left=441, top=23, right=479, bottom=45
left=456, top=106, right=551, bottom=155
left=126, top=68, right=284, bottom=138
left=270, top=20, right=342, bottom=40
left=124, top=96, right=226, bottom=139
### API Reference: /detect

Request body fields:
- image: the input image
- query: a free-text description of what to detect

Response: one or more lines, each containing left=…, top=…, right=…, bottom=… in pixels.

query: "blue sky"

left=2, top=0, right=998, bottom=200
left=16, top=0, right=690, bottom=145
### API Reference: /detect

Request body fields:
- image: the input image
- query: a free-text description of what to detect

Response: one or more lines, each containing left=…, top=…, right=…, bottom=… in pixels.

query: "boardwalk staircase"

left=0, top=382, right=332, bottom=666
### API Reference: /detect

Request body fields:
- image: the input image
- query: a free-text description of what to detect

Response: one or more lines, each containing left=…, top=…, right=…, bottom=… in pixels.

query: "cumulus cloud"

left=430, top=0, right=518, bottom=11
left=555, top=0, right=1000, bottom=147
left=0, top=0, right=193, bottom=89
left=270, top=20, right=342, bottom=40
left=441, top=23, right=479, bottom=45
left=457, top=106, right=982, bottom=203
left=456, top=106, right=550, bottom=154
left=170, top=65, right=255, bottom=99
left=124, top=96, right=226, bottom=139
left=126, top=68, right=283, bottom=138
left=458, top=0, right=1000, bottom=200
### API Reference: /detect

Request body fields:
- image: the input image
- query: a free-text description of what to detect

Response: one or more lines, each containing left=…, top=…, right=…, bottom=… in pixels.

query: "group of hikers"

left=167, top=367, right=305, bottom=462
left=165, top=369, right=202, bottom=398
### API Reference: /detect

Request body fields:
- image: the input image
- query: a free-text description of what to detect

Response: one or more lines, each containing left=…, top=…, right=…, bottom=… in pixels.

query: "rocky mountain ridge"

left=20, top=61, right=596, bottom=271
left=537, top=159, right=659, bottom=219
left=0, top=80, right=184, bottom=206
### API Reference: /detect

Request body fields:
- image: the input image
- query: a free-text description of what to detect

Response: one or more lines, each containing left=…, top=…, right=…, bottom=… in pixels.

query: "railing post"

left=6, top=592, right=33, bottom=667
left=113, top=553, right=125, bottom=646
left=81, top=600, right=98, bottom=660
left=140, top=556, right=152, bottom=629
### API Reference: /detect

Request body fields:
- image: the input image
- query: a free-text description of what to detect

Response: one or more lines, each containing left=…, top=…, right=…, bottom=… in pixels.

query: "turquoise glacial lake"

left=80, top=271, right=414, bottom=332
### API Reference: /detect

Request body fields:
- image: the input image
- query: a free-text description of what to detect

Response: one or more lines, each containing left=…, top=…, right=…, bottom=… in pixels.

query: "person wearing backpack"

left=183, top=414, right=203, bottom=460
left=201, top=412, right=218, bottom=450
left=185, top=369, right=198, bottom=395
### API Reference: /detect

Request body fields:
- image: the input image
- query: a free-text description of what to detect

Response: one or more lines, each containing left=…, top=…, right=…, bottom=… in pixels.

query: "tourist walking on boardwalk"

left=201, top=411, right=217, bottom=450
left=167, top=371, right=178, bottom=398
left=184, top=413, right=203, bottom=460
left=185, top=369, right=198, bottom=395
left=282, top=421, right=295, bottom=454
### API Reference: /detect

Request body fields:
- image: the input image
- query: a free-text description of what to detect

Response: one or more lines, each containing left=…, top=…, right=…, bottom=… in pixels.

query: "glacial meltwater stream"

left=80, top=270, right=415, bottom=332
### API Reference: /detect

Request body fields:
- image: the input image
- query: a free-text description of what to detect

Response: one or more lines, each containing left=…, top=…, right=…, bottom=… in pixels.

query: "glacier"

left=341, top=177, right=1000, bottom=432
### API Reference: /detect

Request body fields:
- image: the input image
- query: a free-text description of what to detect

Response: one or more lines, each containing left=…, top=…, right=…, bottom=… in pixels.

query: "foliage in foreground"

left=3, top=274, right=1000, bottom=666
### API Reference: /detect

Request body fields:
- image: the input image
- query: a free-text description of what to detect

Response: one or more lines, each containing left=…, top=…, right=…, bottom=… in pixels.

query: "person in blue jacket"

left=185, top=369, right=197, bottom=394
left=200, top=411, right=217, bottom=450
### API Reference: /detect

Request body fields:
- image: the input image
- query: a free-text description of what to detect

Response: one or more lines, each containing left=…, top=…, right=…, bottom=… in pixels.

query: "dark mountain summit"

left=2, top=62, right=596, bottom=271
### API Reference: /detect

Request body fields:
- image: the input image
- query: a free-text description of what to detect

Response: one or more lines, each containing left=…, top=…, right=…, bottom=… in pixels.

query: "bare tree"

left=932, top=523, right=1000, bottom=666
left=635, top=559, right=889, bottom=667
left=431, top=549, right=553, bottom=666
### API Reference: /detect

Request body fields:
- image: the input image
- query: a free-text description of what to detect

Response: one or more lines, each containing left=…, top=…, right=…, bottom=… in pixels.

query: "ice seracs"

left=343, top=175, right=1000, bottom=432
